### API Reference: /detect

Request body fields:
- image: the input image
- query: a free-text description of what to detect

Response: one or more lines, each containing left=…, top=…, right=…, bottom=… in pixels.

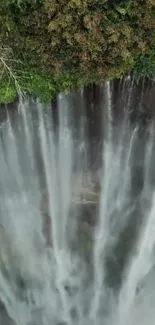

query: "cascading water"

left=0, top=80, right=155, bottom=325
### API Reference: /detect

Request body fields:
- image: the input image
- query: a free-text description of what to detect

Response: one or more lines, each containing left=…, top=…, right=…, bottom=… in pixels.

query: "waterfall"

left=0, top=80, right=155, bottom=325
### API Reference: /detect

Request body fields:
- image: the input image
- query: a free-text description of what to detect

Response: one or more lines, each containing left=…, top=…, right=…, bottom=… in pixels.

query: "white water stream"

left=0, top=83, right=155, bottom=325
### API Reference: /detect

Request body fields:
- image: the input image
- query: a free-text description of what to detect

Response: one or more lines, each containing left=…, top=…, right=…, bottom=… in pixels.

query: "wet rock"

left=40, top=181, right=100, bottom=249
left=40, top=191, right=52, bottom=247
left=0, top=310, right=15, bottom=325
left=0, top=300, right=15, bottom=325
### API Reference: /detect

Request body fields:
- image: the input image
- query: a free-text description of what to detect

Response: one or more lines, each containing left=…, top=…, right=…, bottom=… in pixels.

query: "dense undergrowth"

left=0, top=0, right=155, bottom=103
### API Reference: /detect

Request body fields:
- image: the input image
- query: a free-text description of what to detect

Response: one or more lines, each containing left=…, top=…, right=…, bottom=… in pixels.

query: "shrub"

left=0, top=0, right=155, bottom=102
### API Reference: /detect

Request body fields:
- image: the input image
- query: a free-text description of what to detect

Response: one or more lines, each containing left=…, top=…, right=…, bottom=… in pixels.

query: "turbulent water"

left=0, top=80, right=155, bottom=325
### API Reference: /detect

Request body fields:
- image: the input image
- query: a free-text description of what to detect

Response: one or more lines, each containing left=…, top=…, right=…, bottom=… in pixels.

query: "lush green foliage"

left=0, top=80, right=17, bottom=103
left=0, top=0, right=155, bottom=102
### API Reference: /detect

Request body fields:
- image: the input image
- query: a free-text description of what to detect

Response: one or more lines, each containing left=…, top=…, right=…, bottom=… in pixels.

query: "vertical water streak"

left=90, top=134, right=113, bottom=323
left=78, top=88, right=89, bottom=186
left=106, top=81, right=113, bottom=142
left=38, top=100, right=59, bottom=250
left=138, top=78, right=145, bottom=114
left=118, top=126, right=138, bottom=204
left=117, top=192, right=155, bottom=325
left=57, top=93, right=73, bottom=249
left=143, top=123, right=154, bottom=192
left=3, top=109, right=23, bottom=192
left=126, top=77, right=134, bottom=112
left=38, top=97, right=75, bottom=325
left=18, top=98, right=35, bottom=172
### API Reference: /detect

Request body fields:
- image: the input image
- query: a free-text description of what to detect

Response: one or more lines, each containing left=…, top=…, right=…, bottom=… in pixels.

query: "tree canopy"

left=0, top=0, right=155, bottom=102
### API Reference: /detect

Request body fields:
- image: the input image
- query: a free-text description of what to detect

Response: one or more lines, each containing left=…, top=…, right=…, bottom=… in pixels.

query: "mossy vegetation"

left=0, top=0, right=155, bottom=102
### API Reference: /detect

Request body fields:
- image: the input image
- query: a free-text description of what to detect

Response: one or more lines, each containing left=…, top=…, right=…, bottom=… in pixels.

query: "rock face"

left=40, top=180, right=100, bottom=251
left=0, top=309, right=15, bottom=325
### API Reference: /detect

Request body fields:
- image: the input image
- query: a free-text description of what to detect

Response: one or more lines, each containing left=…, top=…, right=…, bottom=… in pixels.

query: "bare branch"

left=0, top=46, right=24, bottom=97
left=0, top=57, right=22, bottom=95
